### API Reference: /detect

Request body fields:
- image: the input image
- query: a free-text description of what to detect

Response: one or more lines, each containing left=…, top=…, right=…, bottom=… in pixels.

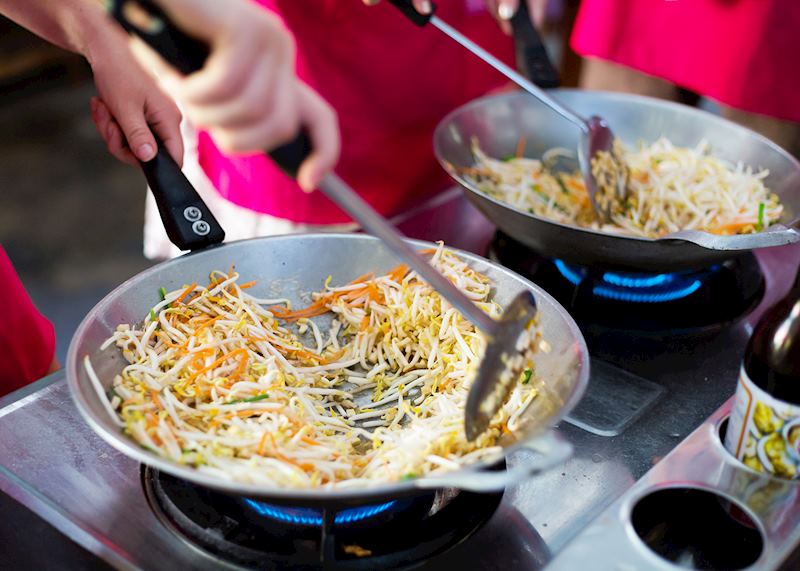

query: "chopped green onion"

left=149, top=309, right=156, bottom=321
left=530, top=184, right=549, bottom=202
left=401, top=472, right=418, bottom=481
left=555, top=175, right=570, bottom=195
left=756, top=202, right=765, bottom=231
left=502, top=154, right=516, bottom=162
left=226, top=393, right=270, bottom=405
left=158, top=286, right=171, bottom=309
left=522, top=369, right=533, bottom=384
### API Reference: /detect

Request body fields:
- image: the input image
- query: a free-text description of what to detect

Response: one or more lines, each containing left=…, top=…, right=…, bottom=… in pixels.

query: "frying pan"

left=66, top=144, right=589, bottom=508
left=433, top=90, right=800, bottom=273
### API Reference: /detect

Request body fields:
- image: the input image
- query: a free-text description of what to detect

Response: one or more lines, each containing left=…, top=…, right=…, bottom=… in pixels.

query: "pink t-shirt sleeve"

left=0, top=247, right=55, bottom=397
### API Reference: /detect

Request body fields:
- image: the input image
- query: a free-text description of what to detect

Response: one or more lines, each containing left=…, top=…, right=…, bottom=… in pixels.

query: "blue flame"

left=554, top=259, right=705, bottom=303
left=243, top=499, right=398, bottom=526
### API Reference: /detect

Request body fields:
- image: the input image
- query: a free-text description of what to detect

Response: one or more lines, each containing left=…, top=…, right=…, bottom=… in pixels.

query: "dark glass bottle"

left=725, top=265, right=800, bottom=479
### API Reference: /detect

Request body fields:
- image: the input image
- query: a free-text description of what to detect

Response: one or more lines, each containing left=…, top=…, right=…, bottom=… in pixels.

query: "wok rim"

left=66, top=233, right=589, bottom=504
left=433, top=89, right=800, bottom=247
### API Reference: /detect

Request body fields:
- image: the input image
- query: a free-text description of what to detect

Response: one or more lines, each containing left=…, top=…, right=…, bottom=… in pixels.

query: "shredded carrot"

left=195, top=315, right=223, bottom=334
left=230, top=352, right=250, bottom=381
left=183, top=292, right=203, bottom=305
left=515, top=136, right=527, bottom=158
left=271, top=298, right=329, bottom=322
left=367, top=283, right=381, bottom=302
left=175, top=282, right=198, bottom=305
left=342, top=286, right=370, bottom=302
left=386, top=263, right=409, bottom=283
left=257, top=432, right=269, bottom=456
left=349, top=272, right=374, bottom=285
left=320, top=348, right=347, bottom=365
left=186, top=348, right=248, bottom=383
left=710, top=221, right=755, bottom=235
left=263, top=433, right=313, bottom=471
left=150, top=390, right=163, bottom=409
left=238, top=280, right=257, bottom=289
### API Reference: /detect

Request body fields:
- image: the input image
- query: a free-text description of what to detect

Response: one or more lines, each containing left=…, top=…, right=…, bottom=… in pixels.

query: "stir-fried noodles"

left=463, top=137, right=783, bottom=238
left=85, top=245, right=539, bottom=488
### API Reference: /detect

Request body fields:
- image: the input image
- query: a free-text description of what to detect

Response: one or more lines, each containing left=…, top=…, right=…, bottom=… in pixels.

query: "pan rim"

left=65, top=233, right=589, bottom=502
left=433, top=88, right=800, bottom=245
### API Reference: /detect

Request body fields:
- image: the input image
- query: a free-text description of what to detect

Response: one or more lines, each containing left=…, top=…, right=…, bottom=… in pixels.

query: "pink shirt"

left=0, top=246, right=55, bottom=397
left=571, top=0, right=800, bottom=123
left=197, top=0, right=513, bottom=224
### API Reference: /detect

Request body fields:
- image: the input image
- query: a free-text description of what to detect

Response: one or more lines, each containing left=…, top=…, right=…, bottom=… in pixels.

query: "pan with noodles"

left=68, top=234, right=588, bottom=505
left=435, top=90, right=800, bottom=272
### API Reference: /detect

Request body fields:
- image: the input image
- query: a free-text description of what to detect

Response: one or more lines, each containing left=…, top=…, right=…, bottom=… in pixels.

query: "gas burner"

left=489, top=232, right=765, bottom=336
left=242, top=498, right=400, bottom=527
left=142, top=467, right=504, bottom=570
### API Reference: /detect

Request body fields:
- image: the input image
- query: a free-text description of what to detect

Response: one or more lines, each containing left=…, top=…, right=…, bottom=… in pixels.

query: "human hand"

left=130, top=0, right=340, bottom=191
left=88, top=41, right=183, bottom=166
left=361, top=0, right=433, bottom=14
left=488, top=0, right=547, bottom=35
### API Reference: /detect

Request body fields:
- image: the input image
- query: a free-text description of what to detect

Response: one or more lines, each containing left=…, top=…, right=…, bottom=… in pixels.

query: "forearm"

left=0, top=0, right=123, bottom=65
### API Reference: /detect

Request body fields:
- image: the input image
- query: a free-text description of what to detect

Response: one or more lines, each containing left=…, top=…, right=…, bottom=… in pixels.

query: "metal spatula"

left=388, top=0, right=628, bottom=223
left=109, top=0, right=537, bottom=441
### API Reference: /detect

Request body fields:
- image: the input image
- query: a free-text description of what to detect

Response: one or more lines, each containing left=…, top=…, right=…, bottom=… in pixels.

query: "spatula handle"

left=140, top=145, right=225, bottom=251
left=511, top=1, right=559, bottom=88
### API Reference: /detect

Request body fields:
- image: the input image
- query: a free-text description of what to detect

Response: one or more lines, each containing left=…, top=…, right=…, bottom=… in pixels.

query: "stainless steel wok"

left=66, top=233, right=589, bottom=506
left=434, top=89, right=800, bottom=272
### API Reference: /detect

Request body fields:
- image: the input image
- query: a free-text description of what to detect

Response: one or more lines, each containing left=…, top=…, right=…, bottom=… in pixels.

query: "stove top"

left=2, top=191, right=799, bottom=570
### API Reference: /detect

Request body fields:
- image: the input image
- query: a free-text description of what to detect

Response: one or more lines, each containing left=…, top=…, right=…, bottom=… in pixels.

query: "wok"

left=66, top=153, right=589, bottom=507
left=434, top=90, right=800, bottom=272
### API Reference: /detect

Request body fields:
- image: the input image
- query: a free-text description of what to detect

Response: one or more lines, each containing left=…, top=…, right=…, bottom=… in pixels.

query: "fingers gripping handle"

left=140, top=146, right=225, bottom=251
left=108, top=0, right=311, bottom=178
left=387, top=0, right=437, bottom=26
left=108, top=0, right=209, bottom=75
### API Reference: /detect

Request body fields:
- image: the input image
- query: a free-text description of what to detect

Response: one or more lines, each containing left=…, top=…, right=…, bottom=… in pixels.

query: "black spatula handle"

left=108, top=0, right=310, bottom=178
left=511, top=1, right=559, bottom=88
left=140, top=145, right=225, bottom=250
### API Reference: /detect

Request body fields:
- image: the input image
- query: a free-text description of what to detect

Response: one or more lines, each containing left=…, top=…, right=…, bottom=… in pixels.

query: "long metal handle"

left=319, top=174, right=499, bottom=335
left=430, top=16, right=587, bottom=131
